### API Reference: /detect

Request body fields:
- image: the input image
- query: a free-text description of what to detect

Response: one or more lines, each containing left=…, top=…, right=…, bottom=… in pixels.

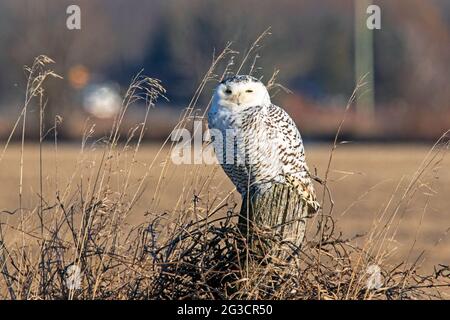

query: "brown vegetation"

left=1, top=48, right=450, bottom=300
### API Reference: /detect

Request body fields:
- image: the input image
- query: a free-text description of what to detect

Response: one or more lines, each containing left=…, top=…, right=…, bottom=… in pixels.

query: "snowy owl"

left=208, top=75, right=319, bottom=214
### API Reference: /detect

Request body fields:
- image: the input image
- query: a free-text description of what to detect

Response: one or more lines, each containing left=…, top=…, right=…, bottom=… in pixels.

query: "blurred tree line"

left=0, top=0, right=449, bottom=139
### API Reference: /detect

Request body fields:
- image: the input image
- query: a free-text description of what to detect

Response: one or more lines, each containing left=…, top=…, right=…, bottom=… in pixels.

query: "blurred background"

left=0, top=1, right=449, bottom=273
left=0, top=0, right=449, bottom=141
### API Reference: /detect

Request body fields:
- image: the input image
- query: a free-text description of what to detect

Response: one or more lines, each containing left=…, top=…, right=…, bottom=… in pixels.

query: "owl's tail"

left=285, top=175, right=321, bottom=216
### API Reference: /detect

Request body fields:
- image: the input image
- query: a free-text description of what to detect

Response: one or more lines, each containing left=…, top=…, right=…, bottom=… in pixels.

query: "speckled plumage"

left=208, top=75, right=319, bottom=214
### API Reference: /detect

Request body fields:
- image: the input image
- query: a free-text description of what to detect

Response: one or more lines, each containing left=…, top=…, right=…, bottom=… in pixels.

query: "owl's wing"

left=265, top=104, right=320, bottom=214
left=265, top=104, right=309, bottom=179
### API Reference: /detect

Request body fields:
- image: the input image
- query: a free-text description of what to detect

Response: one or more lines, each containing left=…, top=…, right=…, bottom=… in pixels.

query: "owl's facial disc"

left=214, top=76, right=271, bottom=109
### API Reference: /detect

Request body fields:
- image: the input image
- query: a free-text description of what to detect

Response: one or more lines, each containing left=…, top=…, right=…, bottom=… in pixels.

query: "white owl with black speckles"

left=208, top=75, right=319, bottom=214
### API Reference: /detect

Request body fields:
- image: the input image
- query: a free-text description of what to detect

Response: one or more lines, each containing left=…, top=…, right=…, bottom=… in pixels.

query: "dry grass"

left=0, top=46, right=450, bottom=300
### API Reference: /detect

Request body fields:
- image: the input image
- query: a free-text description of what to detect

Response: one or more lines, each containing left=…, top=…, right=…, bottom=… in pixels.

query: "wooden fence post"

left=238, top=183, right=309, bottom=260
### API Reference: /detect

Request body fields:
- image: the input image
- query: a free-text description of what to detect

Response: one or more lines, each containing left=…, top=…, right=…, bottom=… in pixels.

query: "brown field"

left=1, top=142, right=449, bottom=276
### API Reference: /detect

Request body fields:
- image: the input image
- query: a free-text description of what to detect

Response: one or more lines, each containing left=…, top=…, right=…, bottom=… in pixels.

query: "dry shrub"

left=1, top=36, right=450, bottom=300
left=139, top=181, right=450, bottom=300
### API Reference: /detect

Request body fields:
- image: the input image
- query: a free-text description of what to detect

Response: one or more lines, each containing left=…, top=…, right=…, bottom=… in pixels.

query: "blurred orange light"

left=68, top=65, right=90, bottom=89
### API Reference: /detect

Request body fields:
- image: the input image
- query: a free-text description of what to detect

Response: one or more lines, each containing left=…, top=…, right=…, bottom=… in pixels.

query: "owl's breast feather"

left=208, top=105, right=241, bottom=132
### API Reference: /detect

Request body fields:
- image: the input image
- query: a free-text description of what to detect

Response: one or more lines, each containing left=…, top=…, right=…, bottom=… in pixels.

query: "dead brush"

left=1, top=34, right=450, bottom=299
left=133, top=180, right=450, bottom=300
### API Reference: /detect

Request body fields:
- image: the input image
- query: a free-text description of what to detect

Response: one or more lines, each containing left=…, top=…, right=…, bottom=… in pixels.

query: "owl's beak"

left=234, top=93, right=242, bottom=106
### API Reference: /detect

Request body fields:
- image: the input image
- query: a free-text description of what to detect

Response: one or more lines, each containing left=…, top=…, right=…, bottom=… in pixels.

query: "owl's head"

left=213, top=75, right=271, bottom=110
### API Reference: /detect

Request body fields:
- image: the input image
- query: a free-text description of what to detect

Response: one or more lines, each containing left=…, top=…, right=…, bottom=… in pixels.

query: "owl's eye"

left=224, top=88, right=232, bottom=94
left=246, top=89, right=253, bottom=93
